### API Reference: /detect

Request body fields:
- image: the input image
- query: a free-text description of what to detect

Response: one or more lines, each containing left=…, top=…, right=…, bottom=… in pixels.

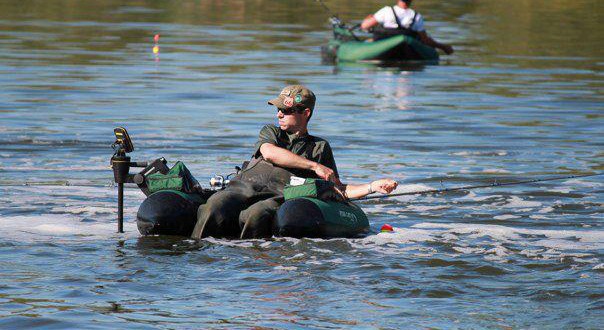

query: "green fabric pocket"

left=283, top=178, right=335, bottom=200
left=146, top=174, right=184, bottom=193
left=145, top=161, right=199, bottom=194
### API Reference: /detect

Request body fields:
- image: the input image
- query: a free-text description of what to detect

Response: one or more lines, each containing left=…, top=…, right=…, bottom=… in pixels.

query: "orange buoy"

left=380, top=224, right=394, bottom=232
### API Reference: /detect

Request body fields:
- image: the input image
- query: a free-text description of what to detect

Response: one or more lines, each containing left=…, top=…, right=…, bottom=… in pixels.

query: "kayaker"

left=191, top=85, right=398, bottom=239
left=360, top=0, right=454, bottom=55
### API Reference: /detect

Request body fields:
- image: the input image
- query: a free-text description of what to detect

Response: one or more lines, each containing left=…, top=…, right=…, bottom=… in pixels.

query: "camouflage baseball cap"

left=268, top=85, right=316, bottom=111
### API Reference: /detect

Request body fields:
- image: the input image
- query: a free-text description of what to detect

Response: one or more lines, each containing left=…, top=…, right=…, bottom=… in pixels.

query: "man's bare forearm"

left=260, top=143, right=316, bottom=170
left=260, top=143, right=336, bottom=181
left=342, top=183, right=373, bottom=199
left=339, top=179, right=398, bottom=199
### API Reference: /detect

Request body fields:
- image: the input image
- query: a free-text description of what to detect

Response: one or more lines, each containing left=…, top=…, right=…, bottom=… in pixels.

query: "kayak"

left=137, top=190, right=370, bottom=239
left=321, top=25, right=439, bottom=63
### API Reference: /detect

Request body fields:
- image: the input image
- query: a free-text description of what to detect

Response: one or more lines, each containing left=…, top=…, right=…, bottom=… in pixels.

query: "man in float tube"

left=191, top=85, right=397, bottom=239
left=360, top=0, right=454, bottom=55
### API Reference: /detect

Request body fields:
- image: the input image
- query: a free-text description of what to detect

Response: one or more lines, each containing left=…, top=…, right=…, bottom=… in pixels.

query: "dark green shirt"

left=253, top=124, right=339, bottom=179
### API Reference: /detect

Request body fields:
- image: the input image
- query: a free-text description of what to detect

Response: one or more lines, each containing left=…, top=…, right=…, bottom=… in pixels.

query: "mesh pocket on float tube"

left=145, top=161, right=199, bottom=194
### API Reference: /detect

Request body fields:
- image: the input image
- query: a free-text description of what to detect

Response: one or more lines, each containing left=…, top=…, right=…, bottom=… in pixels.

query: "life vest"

left=373, top=6, right=419, bottom=41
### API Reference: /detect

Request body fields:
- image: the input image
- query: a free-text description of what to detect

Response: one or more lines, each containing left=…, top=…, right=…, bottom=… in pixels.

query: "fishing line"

left=315, top=0, right=360, bottom=40
left=0, top=181, right=138, bottom=189
left=315, top=0, right=336, bottom=17
left=3, top=173, right=602, bottom=196
left=352, top=173, right=604, bottom=201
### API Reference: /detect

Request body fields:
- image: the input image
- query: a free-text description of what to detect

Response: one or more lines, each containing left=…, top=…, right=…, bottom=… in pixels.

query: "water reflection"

left=367, top=72, right=414, bottom=111
left=333, top=60, right=430, bottom=72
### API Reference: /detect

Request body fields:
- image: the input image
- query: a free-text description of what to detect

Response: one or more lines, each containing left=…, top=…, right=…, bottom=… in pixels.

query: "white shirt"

left=373, top=6, right=425, bottom=32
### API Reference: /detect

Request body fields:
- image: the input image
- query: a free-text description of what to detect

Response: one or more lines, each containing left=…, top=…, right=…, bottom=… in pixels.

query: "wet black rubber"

left=137, top=190, right=202, bottom=236
left=276, top=198, right=323, bottom=238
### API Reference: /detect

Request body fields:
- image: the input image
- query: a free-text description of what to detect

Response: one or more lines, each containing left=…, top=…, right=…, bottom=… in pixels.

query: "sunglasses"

left=277, top=107, right=305, bottom=115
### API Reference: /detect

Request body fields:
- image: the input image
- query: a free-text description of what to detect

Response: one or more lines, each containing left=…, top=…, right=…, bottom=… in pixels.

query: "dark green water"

left=0, top=0, right=602, bottom=328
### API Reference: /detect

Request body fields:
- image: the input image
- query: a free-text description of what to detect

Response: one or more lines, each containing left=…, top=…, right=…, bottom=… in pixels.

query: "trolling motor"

left=110, top=127, right=247, bottom=234
left=110, top=127, right=144, bottom=233
left=110, top=127, right=169, bottom=233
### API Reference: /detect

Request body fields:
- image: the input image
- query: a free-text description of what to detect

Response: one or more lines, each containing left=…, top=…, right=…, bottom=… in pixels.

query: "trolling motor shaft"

left=110, top=127, right=149, bottom=233
left=111, top=154, right=130, bottom=233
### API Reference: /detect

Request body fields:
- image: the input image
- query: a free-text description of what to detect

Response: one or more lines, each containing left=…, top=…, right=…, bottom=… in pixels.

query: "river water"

left=0, top=0, right=602, bottom=328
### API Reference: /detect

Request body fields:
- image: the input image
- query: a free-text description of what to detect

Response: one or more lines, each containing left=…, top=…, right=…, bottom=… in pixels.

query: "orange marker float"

left=380, top=224, right=394, bottom=232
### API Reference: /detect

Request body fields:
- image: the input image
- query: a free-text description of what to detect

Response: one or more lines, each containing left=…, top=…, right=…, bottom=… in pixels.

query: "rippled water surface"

left=0, top=0, right=603, bottom=328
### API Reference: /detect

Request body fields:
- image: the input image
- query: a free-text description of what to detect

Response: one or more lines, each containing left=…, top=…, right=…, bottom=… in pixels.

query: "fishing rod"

left=0, top=181, right=133, bottom=188
left=353, top=172, right=604, bottom=201
left=315, top=0, right=338, bottom=18
left=314, top=0, right=360, bottom=41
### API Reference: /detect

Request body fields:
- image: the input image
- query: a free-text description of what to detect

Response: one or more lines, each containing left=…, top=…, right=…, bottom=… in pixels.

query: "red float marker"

left=154, top=34, right=160, bottom=43
left=380, top=224, right=394, bottom=232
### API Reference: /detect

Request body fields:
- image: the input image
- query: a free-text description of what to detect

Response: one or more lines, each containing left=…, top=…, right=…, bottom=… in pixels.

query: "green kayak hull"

left=322, top=26, right=439, bottom=63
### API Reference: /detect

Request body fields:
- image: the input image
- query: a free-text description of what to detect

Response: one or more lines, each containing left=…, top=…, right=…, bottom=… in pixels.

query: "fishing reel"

left=329, top=17, right=361, bottom=42
left=329, top=16, right=344, bottom=28
left=209, top=167, right=240, bottom=190
left=209, top=175, right=229, bottom=189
